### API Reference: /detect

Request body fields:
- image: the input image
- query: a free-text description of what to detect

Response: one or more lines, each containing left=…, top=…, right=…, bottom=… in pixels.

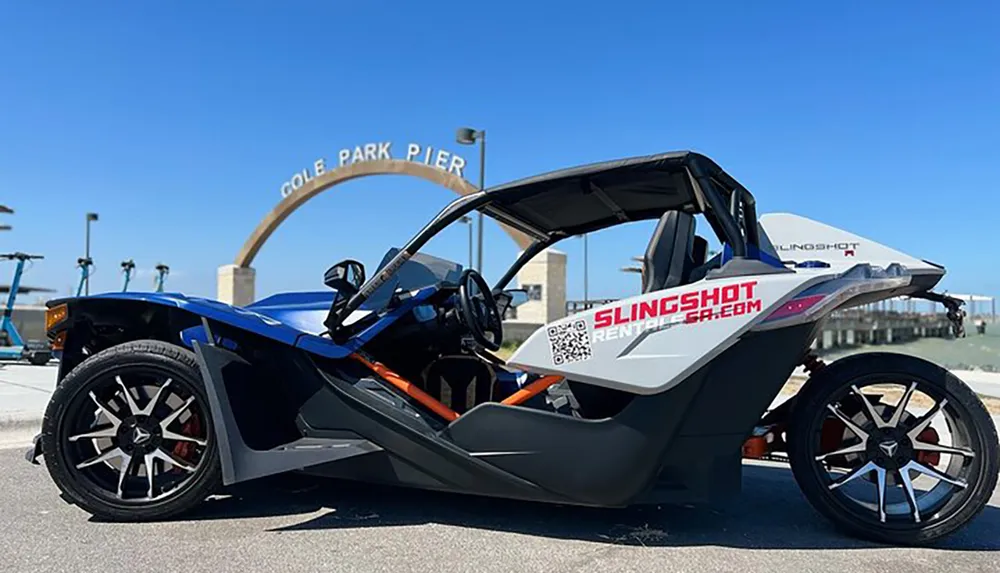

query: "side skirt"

left=192, top=340, right=380, bottom=485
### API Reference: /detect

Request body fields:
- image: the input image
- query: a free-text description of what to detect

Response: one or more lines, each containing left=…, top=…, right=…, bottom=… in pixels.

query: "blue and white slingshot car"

left=29, top=151, right=998, bottom=545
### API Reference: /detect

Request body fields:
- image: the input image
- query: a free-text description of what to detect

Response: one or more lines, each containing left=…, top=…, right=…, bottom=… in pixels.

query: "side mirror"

left=506, top=288, right=529, bottom=308
left=324, top=259, right=366, bottom=294
left=494, top=288, right=529, bottom=318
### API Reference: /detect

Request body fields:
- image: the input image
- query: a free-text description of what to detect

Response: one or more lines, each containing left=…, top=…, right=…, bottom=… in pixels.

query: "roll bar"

left=331, top=157, right=760, bottom=330
left=335, top=192, right=493, bottom=325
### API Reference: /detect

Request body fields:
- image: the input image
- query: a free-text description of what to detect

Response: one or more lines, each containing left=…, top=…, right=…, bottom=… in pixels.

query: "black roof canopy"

left=482, top=151, right=750, bottom=239
left=334, top=151, right=756, bottom=326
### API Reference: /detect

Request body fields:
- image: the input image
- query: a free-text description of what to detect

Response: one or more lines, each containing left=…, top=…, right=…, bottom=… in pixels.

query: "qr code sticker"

left=546, top=319, right=592, bottom=366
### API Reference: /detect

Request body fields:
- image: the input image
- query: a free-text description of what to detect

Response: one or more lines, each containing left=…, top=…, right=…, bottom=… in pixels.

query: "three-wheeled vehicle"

left=29, top=152, right=997, bottom=545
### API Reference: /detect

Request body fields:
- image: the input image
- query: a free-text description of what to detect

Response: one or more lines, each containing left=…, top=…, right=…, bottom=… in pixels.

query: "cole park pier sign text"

left=279, top=142, right=468, bottom=198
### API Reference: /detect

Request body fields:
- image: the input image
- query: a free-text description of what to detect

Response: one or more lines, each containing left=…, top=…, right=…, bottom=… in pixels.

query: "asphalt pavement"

left=1, top=447, right=999, bottom=573
left=3, top=363, right=1000, bottom=572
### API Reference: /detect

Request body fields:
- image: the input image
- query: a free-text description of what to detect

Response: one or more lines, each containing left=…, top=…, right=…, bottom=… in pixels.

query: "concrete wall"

left=515, top=249, right=567, bottom=324
left=9, top=305, right=46, bottom=343
left=502, top=320, right=542, bottom=345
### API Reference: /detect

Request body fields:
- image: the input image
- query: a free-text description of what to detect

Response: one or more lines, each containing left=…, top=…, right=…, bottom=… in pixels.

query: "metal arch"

left=234, top=159, right=534, bottom=267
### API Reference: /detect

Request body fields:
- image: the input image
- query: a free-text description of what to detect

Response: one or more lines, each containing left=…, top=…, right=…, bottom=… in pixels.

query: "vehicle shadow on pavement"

left=184, top=464, right=1000, bottom=551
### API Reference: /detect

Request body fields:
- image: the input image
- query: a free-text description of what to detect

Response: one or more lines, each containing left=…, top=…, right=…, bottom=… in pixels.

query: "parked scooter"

left=120, top=259, right=135, bottom=292
left=0, top=253, right=51, bottom=365
left=74, top=257, right=94, bottom=297
left=154, top=263, right=169, bottom=292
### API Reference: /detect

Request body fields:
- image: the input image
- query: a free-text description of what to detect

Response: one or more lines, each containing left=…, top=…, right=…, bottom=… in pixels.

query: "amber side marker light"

left=50, top=330, right=67, bottom=351
left=45, top=304, right=68, bottom=332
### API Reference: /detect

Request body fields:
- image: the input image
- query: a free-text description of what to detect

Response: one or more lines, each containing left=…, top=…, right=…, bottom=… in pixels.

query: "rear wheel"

left=788, top=352, right=999, bottom=544
left=42, top=340, right=220, bottom=521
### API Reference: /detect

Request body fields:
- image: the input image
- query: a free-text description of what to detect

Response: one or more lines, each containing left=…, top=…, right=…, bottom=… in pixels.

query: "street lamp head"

left=86, top=212, right=99, bottom=222
left=455, top=127, right=480, bottom=145
left=458, top=215, right=472, bottom=224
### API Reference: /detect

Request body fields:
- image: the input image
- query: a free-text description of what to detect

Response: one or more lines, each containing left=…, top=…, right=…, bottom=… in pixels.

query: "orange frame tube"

left=351, top=354, right=459, bottom=421
left=500, top=375, right=564, bottom=406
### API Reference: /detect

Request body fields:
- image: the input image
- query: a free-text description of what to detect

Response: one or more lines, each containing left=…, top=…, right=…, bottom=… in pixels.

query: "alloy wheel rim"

left=62, top=367, right=210, bottom=503
left=810, top=376, right=979, bottom=527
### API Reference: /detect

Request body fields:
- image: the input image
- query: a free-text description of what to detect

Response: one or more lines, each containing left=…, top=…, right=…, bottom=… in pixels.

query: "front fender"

left=54, top=292, right=305, bottom=346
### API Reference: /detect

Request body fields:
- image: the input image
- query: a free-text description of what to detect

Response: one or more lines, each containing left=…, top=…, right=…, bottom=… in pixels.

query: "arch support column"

left=218, top=264, right=256, bottom=306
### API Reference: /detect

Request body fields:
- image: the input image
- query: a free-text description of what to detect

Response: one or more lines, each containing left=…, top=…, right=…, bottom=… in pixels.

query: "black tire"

left=28, top=351, right=51, bottom=366
left=788, top=352, right=999, bottom=545
left=41, top=340, right=221, bottom=521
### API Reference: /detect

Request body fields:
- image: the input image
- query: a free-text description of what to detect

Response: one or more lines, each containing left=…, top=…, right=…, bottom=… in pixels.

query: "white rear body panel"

left=508, top=272, right=825, bottom=394
left=759, top=213, right=942, bottom=274
left=509, top=212, right=945, bottom=396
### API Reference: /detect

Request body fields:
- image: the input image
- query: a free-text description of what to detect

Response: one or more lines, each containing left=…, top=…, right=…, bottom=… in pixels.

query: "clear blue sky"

left=2, top=1, right=997, bottom=303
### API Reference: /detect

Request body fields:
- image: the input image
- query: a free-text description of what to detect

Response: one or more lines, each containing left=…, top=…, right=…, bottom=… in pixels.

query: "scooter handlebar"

left=0, top=252, right=44, bottom=261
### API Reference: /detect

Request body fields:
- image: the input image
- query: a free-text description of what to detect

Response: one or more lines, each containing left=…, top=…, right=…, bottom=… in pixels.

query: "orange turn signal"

left=45, top=304, right=68, bottom=332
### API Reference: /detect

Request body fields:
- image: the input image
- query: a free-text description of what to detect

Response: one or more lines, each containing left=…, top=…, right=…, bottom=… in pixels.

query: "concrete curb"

left=0, top=419, right=41, bottom=450
left=1, top=368, right=998, bottom=443
left=0, top=417, right=42, bottom=431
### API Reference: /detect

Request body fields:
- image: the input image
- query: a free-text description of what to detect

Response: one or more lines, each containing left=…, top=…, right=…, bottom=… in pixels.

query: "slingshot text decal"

left=591, top=281, right=761, bottom=342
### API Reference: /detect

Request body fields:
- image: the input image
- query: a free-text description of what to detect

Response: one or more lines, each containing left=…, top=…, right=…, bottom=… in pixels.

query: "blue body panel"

left=88, top=287, right=438, bottom=360
left=89, top=292, right=307, bottom=346
left=246, top=291, right=336, bottom=335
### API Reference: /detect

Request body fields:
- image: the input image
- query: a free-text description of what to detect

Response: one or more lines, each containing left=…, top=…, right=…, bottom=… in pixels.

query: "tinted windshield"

left=362, top=248, right=463, bottom=309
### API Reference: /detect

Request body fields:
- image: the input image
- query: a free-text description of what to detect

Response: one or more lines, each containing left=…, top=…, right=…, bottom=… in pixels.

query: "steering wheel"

left=458, top=269, right=503, bottom=351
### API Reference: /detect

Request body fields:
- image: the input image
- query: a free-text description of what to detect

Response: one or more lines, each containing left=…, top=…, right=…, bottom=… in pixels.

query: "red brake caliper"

left=915, top=427, right=941, bottom=467
left=171, top=413, right=203, bottom=462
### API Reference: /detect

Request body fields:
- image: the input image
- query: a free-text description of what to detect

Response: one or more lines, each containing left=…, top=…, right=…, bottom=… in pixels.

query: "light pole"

left=459, top=215, right=473, bottom=269
left=84, top=212, right=99, bottom=295
left=456, top=127, right=485, bottom=273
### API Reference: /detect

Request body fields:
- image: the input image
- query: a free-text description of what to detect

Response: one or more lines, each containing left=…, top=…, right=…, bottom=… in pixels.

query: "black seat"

left=641, top=211, right=696, bottom=293
left=422, top=356, right=497, bottom=414
left=691, top=236, right=708, bottom=268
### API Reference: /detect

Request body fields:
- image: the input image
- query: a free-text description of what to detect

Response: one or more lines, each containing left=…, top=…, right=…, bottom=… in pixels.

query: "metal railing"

left=566, top=299, right=619, bottom=315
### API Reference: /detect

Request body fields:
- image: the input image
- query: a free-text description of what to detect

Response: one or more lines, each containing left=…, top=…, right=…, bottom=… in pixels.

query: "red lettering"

left=595, top=309, right=613, bottom=329
left=734, top=302, right=746, bottom=315
left=613, top=306, right=628, bottom=325
left=638, top=300, right=658, bottom=320
left=721, top=284, right=739, bottom=303
left=701, top=287, right=720, bottom=307
left=698, top=308, right=713, bottom=322
left=660, top=295, right=678, bottom=315
left=747, top=299, right=762, bottom=313
left=680, top=292, right=700, bottom=311
left=630, top=303, right=637, bottom=322
left=685, top=311, right=700, bottom=323
left=742, top=281, right=757, bottom=300
left=719, top=304, right=731, bottom=318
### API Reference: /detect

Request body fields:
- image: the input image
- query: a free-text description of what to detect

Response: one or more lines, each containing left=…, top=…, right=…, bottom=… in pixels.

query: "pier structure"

left=814, top=307, right=955, bottom=351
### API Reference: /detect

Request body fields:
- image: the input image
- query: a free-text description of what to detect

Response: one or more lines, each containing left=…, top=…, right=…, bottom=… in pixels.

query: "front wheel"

left=41, top=340, right=221, bottom=521
left=788, top=352, right=999, bottom=545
